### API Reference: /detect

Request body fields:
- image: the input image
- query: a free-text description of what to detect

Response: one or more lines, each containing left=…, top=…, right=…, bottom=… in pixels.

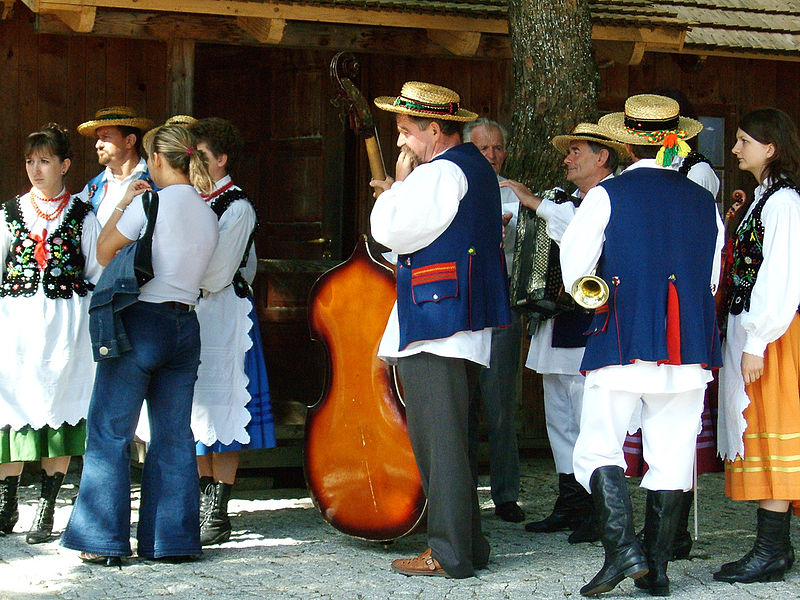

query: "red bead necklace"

left=29, top=189, right=71, bottom=221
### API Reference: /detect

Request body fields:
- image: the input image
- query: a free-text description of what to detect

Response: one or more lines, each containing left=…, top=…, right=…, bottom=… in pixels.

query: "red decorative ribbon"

left=201, top=180, right=234, bottom=203
left=31, top=229, right=48, bottom=270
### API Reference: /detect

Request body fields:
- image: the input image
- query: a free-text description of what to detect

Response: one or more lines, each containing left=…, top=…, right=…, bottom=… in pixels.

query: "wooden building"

left=1, top=0, right=799, bottom=459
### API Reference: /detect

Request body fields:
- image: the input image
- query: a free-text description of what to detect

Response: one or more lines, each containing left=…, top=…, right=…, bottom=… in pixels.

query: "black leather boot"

left=200, top=482, right=232, bottom=546
left=634, top=490, right=683, bottom=596
left=0, top=475, right=19, bottom=535
left=670, top=491, right=693, bottom=561
left=199, top=476, right=214, bottom=521
left=580, top=466, right=648, bottom=597
left=568, top=486, right=600, bottom=544
left=26, top=470, right=65, bottom=544
left=713, top=508, right=791, bottom=583
left=526, top=473, right=583, bottom=533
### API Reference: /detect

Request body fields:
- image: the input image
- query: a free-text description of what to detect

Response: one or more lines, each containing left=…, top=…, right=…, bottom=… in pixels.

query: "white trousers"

left=542, top=373, right=585, bottom=474
left=573, top=385, right=705, bottom=492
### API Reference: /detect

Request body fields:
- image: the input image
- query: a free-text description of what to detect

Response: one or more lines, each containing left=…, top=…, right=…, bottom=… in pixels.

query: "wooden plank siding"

left=0, top=9, right=168, bottom=201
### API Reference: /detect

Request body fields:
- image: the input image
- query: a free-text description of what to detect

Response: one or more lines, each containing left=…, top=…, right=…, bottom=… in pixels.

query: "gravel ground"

left=1, top=456, right=798, bottom=600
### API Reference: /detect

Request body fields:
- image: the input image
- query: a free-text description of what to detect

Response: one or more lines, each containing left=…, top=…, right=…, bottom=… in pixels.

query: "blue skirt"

left=196, top=302, right=276, bottom=455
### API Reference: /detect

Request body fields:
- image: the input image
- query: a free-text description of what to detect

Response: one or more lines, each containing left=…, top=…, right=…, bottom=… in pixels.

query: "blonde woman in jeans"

left=62, top=124, right=219, bottom=565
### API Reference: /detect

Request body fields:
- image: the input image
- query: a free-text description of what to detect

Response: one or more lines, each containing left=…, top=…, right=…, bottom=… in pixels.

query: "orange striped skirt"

left=725, top=313, right=800, bottom=513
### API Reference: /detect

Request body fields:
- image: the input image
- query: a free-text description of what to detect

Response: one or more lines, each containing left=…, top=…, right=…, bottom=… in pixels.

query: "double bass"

left=303, top=53, right=426, bottom=542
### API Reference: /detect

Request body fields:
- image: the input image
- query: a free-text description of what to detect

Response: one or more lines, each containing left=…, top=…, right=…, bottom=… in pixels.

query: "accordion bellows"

left=510, top=187, right=577, bottom=316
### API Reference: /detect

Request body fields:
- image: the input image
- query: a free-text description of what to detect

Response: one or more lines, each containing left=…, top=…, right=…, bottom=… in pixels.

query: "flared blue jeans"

left=62, top=301, right=202, bottom=558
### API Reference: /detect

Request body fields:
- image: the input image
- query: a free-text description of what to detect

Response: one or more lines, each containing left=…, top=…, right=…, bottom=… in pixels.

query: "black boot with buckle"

left=200, top=482, right=232, bottom=546
left=0, top=475, right=20, bottom=535
left=26, top=470, right=65, bottom=544
left=580, top=466, right=648, bottom=597
left=634, top=490, right=684, bottom=596
left=526, top=473, right=584, bottom=533
left=713, top=507, right=792, bottom=584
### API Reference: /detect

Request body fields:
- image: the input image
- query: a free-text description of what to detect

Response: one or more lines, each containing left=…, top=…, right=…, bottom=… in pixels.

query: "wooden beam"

left=592, top=24, right=685, bottom=50
left=237, top=16, right=286, bottom=44
left=426, top=29, right=481, bottom=57
left=593, top=40, right=646, bottom=66
left=21, top=0, right=510, bottom=34
left=34, top=11, right=514, bottom=59
left=48, top=5, right=96, bottom=32
left=166, top=39, right=195, bottom=117
left=1, top=0, right=15, bottom=19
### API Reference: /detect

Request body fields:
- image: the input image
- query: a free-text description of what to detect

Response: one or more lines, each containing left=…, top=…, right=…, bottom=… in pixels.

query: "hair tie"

left=186, top=146, right=194, bottom=157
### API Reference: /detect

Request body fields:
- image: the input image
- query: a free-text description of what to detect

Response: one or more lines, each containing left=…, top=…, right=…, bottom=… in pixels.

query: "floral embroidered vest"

left=1, top=196, right=92, bottom=299
left=209, top=188, right=257, bottom=298
left=727, top=178, right=800, bottom=315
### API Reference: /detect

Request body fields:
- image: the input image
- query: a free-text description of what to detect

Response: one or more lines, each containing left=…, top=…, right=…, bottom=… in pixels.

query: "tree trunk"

left=504, top=0, right=599, bottom=192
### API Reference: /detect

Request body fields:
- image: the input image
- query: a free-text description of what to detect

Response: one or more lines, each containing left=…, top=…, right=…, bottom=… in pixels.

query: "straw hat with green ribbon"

left=598, top=94, right=703, bottom=167
left=77, top=106, right=154, bottom=138
left=374, top=81, right=477, bottom=122
left=551, top=122, right=629, bottom=159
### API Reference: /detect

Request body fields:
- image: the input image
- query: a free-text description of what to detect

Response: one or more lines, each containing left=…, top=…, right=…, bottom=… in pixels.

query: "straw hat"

left=374, top=81, right=477, bottom=122
left=551, top=123, right=628, bottom=159
left=597, top=94, right=703, bottom=146
left=77, top=106, right=154, bottom=138
left=164, top=114, right=197, bottom=127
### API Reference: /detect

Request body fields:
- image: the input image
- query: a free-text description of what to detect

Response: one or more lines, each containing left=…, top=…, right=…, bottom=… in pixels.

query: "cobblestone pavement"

left=1, top=457, right=799, bottom=600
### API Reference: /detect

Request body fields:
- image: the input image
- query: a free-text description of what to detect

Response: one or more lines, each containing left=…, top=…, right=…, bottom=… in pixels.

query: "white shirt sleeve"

left=370, top=159, right=467, bottom=255
left=200, top=200, right=256, bottom=293
left=741, top=188, right=800, bottom=356
left=537, top=200, right=578, bottom=243
left=560, top=186, right=610, bottom=294
left=115, top=195, right=147, bottom=241
left=687, top=161, right=720, bottom=200
left=79, top=209, right=103, bottom=285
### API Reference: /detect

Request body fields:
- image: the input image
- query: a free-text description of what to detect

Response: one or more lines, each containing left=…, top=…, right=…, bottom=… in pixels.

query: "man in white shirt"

left=369, top=82, right=511, bottom=579
left=562, top=95, right=724, bottom=597
left=462, top=118, right=524, bottom=523
left=76, top=106, right=153, bottom=226
left=500, top=124, right=626, bottom=544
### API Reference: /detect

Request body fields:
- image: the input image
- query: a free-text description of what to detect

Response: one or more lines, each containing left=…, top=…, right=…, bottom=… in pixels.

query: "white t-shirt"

left=116, top=184, right=219, bottom=305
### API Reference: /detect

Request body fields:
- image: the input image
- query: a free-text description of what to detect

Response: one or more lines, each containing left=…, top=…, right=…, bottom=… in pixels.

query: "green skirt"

left=0, top=420, right=86, bottom=463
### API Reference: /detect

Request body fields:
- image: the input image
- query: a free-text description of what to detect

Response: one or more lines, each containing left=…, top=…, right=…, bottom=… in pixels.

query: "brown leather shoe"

left=391, top=548, right=449, bottom=577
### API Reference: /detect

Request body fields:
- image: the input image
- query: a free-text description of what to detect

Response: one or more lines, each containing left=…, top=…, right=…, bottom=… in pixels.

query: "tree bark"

left=504, top=0, right=599, bottom=192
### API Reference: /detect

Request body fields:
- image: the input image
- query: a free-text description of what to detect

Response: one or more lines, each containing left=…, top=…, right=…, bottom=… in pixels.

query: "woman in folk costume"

left=0, top=124, right=101, bottom=544
left=189, top=117, right=275, bottom=545
left=715, top=108, right=800, bottom=584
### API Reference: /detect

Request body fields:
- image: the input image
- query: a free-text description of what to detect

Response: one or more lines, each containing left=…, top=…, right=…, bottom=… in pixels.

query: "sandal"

left=80, top=552, right=122, bottom=567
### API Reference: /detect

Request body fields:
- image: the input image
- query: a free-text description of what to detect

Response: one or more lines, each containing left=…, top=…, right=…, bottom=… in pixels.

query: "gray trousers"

left=398, top=353, right=489, bottom=578
left=468, top=313, right=522, bottom=505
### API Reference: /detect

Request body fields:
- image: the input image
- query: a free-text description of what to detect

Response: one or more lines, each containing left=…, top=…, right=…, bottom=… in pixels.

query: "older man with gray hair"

left=462, top=118, right=525, bottom=524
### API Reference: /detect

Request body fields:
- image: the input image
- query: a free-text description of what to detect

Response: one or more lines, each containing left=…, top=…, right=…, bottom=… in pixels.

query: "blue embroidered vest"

left=209, top=187, right=257, bottom=298
left=580, top=168, right=722, bottom=372
left=1, top=196, right=93, bottom=299
left=727, top=178, right=800, bottom=315
left=85, top=168, right=153, bottom=213
left=395, top=143, right=511, bottom=349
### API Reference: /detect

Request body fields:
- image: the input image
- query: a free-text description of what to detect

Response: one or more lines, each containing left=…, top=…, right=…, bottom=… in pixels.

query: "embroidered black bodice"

left=727, top=178, right=800, bottom=315
left=209, top=188, right=258, bottom=298
left=677, top=151, right=712, bottom=176
left=1, top=196, right=93, bottom=299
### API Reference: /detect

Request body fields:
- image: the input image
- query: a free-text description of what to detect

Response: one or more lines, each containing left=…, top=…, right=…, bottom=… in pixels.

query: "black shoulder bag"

left=134, top=190, right=159, bottom=286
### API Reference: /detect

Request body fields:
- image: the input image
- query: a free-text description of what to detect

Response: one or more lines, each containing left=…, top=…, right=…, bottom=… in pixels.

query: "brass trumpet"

left=571, top=275, right=609, bottom=309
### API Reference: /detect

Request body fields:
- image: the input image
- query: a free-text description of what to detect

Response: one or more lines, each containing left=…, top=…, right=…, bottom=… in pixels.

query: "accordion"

left=509, top=187, right=577, bottom=316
